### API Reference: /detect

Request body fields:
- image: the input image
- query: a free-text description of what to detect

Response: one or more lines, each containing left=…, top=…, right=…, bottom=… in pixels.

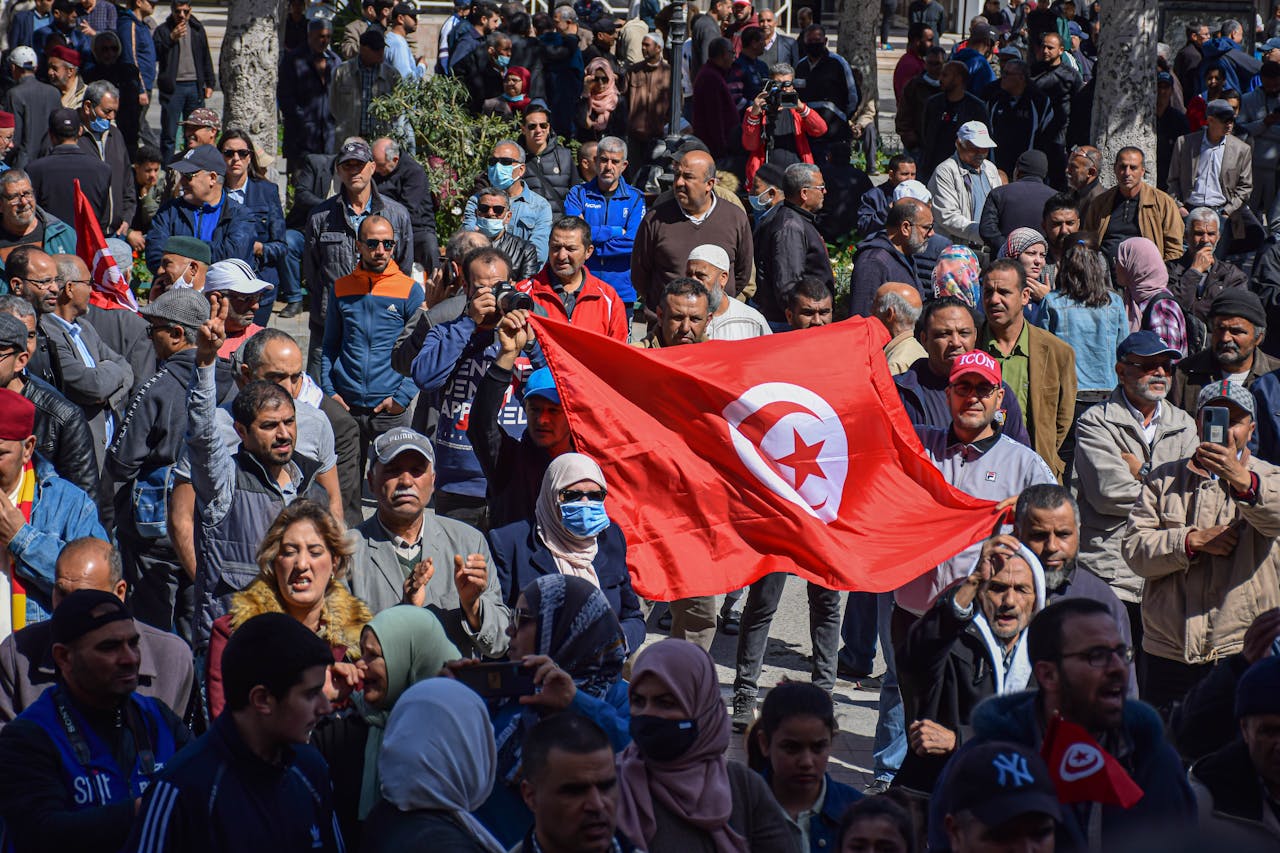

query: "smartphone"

left=1201, top=405, right=1230, bottom=445
left=454, top=661, right=537, bottom=700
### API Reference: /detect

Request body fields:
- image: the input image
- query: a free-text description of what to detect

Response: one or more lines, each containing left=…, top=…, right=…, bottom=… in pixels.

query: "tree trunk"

left=836, top=0, right=881, bottom=121
left=1092, top=0, right=1156, bottom=184
left=219, top=0, right=281, bottom=154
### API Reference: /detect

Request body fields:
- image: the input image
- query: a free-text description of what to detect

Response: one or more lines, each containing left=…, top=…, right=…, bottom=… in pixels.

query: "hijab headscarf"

left=534, top=452, right=609, bottom=585
left=997, top=227, right=1047, bottom=262
left=1115, top=236, right=1169, bottom=330
left=932, top=245, right=982, bottom=307
left=494, top=574, right=626, bottom=783
left=358, top=606, right=461, bottom=820
left=583, top=57, right=620, bottom=131
left=615, top=639, right=747, bottom=853
left=503, top=65, right=532, bottom=110
left=377, top=679, right=506, bottom=853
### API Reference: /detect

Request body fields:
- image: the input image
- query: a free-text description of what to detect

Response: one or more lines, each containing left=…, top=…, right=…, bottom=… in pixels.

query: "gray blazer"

left=348, top=510, right=511, bottom=659
left=0, top=619, right=195, bottom=726
left=38, top=312, right=133, bottom=470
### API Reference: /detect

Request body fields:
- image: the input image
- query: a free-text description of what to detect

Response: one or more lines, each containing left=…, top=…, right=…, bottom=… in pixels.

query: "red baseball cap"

left=949, top=350, right=1001, bottom=387
left=0, top=388, right=35, bottom=441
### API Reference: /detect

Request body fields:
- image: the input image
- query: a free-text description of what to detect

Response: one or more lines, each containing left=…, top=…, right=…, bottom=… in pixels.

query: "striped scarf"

left=7, top=461, right=34, bottom=633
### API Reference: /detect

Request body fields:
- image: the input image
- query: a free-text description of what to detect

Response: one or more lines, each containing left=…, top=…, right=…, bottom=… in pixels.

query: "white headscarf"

left=533, top=453, right=610, bottom=586
left=969, top=543, right=1046, bottom=695
left=377, top=679, right=505, bottom=853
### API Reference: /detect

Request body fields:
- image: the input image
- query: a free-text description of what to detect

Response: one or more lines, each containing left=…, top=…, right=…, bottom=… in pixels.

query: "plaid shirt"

left=359, top=62, right=378, bottom=137
left=1143, top=294, right=1189, bottom=357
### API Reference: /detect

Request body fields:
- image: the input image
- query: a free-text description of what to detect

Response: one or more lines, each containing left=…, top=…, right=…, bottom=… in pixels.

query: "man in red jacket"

left=517, top=216, right=628, bottom=341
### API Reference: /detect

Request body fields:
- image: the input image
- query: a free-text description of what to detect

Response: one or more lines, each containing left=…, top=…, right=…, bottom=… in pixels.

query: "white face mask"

left=169, top=269, right=193, bottom=290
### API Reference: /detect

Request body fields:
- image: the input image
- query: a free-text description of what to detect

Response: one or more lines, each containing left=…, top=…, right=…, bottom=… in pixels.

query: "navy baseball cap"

left=947, top=741, right=1062, bottom=829
left=523, top=367, right=560, bottom=405
left=171, top=144, right=226, bottom=177
left=1116, top=331, right=1180, bottom=362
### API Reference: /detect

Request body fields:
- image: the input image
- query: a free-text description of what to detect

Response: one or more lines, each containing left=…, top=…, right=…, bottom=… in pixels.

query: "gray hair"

left=1013, top=484, right=1081, bottom=534
left=769, top=62, right=794, bottom=77
left=597, top=136, right=627, bottom=160
left=874, top=288, right=922, bottom=331
left=85, top=79, right=119, bottom=107
left=1185, top=206, right=1220, bottom=236
left=553, top=5, right=576, bottom=21
left=493, top=139, right=525, bottom=162
left=1220, top=19, right=1242, bottom=39
left=378, top=137, right=400, bottom=160
left=0, top=169, right=29, bottom=189
left=0, top=294, right=35, bottom=320
left=242, top=327, right=300, bottom=372
left=475, top=184, right=508, bottom=203
left=782, top=163, right=821, bottom=198
left=446, top=228, right=489, bottom=260
left=485, top=30, right=510, bottom=48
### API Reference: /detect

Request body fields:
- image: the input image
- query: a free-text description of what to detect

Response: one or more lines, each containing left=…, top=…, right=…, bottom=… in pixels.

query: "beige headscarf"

left=533, top=453, right=609, bottom=586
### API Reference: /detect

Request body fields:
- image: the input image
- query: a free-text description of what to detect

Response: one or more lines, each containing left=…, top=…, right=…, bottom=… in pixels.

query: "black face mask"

left=629, top=715, right=699, bottom=762
left=804, top=42, right=826, bottom=59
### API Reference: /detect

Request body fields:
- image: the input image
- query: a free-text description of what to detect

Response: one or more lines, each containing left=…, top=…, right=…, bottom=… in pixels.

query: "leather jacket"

left=494, top=230, right=542, bottom=281
left=20, top=374, right=98, bottom=501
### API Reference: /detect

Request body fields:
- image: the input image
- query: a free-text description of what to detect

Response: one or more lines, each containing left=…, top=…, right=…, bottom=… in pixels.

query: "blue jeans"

left=838, top=591, right=879, bottom=675
left=280, top=229, right=306, bottom=304
left=160, top=81, right=203, bottom=159
left=873, top=594, right=906, bottom=782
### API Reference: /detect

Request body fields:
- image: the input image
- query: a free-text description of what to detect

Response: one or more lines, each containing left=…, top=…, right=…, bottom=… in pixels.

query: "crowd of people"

left=0, top=0, right=1276, bottom=851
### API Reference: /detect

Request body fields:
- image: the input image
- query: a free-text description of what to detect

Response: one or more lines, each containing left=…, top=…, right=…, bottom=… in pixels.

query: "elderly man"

left=4, top=47, right=61, bottom=171
left=1085, top=147, right=1183, bottom=262
left=372, top=136, right=438, bottom=274
left=26, top=108, right=112, bottom=233
left=88, top=238, right=155, bottom=396
left=851, top=200, right=931, bottom=319
left=1166, top=208, right=1249, bottom=324
left=687, top=244, right=770, bottom=341
left=518, top=216, right=628, bottom=341
left=753, top=162, right=834, bottom=327
left=1066, top=144, right=1105, bottom=208
left=462, top=139, right=552, bottom=267
left=0, top=537, right=193, bottom=723
left=144, top=144, right=256, bottom=275
left=632, top=149, right=753, bottom=314
left=563, top=136, right=643, bottom=316
left=0, top=171, right=76, bottom=272
left=1124, top=380, right=1280, bottom=712
left=928, top=121, right=1001, bottom=249
left=1168, top=99, right=1254, bottom=257
left=979, top=258, right=1077, bottom=480
left=40, top=252, right=133, bottom=468
left=1171, top=289, right=1278, bottom=413
left=148, top=234, right=210, bottom=297
left=875, top=282, right=925, bottom=374
left=202, top=258, right=271, bottom=359
left=894, top=535, right=1044, bottom=793
left=349, top=427, right=510, bottom=656
left=0, top=589, right=190, bottom=852
left=75, top=80, right=134, bottom=236
left=1073, top=331, right=1198, bottom=655
left=0, top=388, right=107, bottom=629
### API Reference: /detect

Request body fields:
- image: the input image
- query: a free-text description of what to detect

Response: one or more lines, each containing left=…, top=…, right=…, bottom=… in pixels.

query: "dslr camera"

left=764, top=79, right=799, bottom=113
left=490, top=280, right=534, bottom=314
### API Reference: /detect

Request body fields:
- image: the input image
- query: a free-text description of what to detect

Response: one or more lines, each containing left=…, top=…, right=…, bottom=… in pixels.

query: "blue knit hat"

left=1236, top=655, right=1280, bottom=719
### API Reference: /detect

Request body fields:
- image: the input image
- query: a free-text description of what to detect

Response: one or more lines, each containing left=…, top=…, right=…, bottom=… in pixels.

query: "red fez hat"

left=46, top=45, right=80, bottom=67
left=0, top=112, right=13, bottom=129
left=0, top=388, right=34, bottom=441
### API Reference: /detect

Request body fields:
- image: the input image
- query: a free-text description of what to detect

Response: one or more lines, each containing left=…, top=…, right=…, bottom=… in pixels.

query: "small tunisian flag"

left=73, top=179, right=137, bottom=311
left=529, top=315, right=1007, bottom=601
left=1041, top=714, right=1144, bottom=807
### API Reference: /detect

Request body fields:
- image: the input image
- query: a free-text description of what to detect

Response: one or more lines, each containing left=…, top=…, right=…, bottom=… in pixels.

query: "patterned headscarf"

left=932, top=245, right=982, bottom=307
left=998, top=227, right=1047, bottom=261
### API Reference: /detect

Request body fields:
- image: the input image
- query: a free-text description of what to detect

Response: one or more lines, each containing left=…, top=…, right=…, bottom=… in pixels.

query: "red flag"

left=73, top=179, right=138, bottom=311
left=528, top=315, right=1007, bottom=601
left=1041, top=713, right=1144, bottom=807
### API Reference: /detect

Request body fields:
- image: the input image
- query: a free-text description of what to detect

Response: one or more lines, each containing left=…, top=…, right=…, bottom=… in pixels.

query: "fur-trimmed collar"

left=229, top=577, right=372, bottom=658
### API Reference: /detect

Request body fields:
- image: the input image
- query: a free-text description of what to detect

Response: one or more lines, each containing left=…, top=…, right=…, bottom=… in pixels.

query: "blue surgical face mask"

left=476, top=217, right=505, bottom=238
left=560, top=499, right=610, bottom=538
left=488, top=162, right=517, bottom=189
left=89, top=116, right=111, bottom=134
left=495, top=53, right=510, bottom=69
left=748, top=189, right=773, bottom=212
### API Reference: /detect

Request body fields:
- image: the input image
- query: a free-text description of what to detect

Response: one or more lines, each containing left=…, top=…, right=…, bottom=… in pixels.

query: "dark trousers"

left=280, top=229, right=306, bottom=304
left=1139, top=652, right=1212, bottom=715
left=434, top=490, right=490, bottom=532
left=348, top=403, right=412, bottom=479
left=120, top=534, right=194, bottom=645
left=838, top=590, right=880, bottom=675
left=306, top=327, right=324, bottom=383
left=319, top=393, right=364, bottom=528
left=160, top=81, right=203, bottom=158
left=732, top=573, right=841, bottom=697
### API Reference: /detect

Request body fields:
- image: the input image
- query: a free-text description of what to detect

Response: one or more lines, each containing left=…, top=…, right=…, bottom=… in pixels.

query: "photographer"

left=742, top=63, right=828, bottom=189
left=516, top=216, right=628, bottom=341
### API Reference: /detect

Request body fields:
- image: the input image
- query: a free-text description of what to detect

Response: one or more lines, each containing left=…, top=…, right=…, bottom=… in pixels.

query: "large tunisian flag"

left=529, top=314, right=1007, bottom=601
left=74, top=179, right=137, bottom=311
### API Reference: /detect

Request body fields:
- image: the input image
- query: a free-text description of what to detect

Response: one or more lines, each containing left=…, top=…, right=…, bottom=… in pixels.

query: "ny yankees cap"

left=947, top=741, right=1061, bottom=828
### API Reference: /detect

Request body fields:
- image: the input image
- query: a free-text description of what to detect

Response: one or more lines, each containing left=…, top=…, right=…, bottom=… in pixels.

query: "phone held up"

left=454, top=660, right=537, bottom=700
left=1200, top=405, right=1230, bottom=446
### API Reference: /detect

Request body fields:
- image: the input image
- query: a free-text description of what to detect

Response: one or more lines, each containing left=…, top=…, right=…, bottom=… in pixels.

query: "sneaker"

left=864, top=778, right=892, bottom=795
left=279, top=302, right=303, bottom=319
left=731, top=692, right=756, bottom=732
left=718, top=612, right=741, bottom=635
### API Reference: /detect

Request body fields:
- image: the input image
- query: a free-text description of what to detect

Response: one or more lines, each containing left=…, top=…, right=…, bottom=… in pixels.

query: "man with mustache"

left=1165, top=209, right=1248, bottom=325
left=1171, top=289, right=1278, bottom=413
left=1072, top=331, right=1198, bottom=660
left=894, top=534, right=1044, bottom=794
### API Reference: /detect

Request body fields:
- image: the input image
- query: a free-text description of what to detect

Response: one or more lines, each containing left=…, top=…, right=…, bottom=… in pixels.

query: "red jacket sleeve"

left=799, top=106, right=828, bottom=137
left=742, top=113, right=763, bottom=152
left=205, top=614, right=232, bottom=720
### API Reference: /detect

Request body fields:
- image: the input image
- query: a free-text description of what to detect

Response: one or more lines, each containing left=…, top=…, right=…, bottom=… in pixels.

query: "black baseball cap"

left=51, top=589, right=132, bottom=646
left=947, top=742, right=1061, bottom=828
left=48, top=107, right=79, bottom=136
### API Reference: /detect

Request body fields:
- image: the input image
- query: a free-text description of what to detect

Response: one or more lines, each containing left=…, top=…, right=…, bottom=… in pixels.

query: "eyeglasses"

left=909, top=220, right=936, bottom=233
left=559, top=488, right=606, bottom=503
left=63, top=278, right=91, bottom=288
left=2, top=190, right=33, bottom=204
left=949, top=381, right=999, bottom=399
left=222, top=148, right=252, bottom=160
left=488, top=156, right=520, bottom=166
left=803, top=184, right=827, bottom=193
left=0, top=349, right=19, bottom=362
left=19, top=276, right=57, bottom=287
left=144, top=323, right=176, bottom=338
left=476, top=204, right=507, bottom=216
left=362, top=238, right=396, bottom=250
left=1059, top=644, right=1133, bottom=668
left=513, top=607, right=536, bottom=631
left=1121, top=359, right=1174, bottom=374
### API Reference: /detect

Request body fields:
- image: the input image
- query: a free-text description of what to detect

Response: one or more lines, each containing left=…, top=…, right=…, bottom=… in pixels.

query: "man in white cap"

left=5, top=46, right=61, bottom=170
left=927, top=120, right=1002, bottom=248
left=685, top=244, right=770, bottom=341
left=201, top=258, right=271, bottom=359
left=624, top=29, right=671, bottom=167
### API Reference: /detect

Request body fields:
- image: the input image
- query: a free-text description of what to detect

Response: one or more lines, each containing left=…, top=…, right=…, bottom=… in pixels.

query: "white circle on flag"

left=1059, top=743, right=1105, bottom=781
left=723, top=382, right=848, bottom=524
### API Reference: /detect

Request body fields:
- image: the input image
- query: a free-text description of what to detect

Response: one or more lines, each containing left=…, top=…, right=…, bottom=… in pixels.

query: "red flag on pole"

left=73, top=179, right=137, bottom=311
left=1041, top=713, right=1144, bottom=807
left=527, top=315, right=1007, bottom=601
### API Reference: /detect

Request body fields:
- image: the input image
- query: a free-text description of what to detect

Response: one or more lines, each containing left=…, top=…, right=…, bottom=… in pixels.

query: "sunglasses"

left=949, top=381, right=999, bottom=399
left=488, top=156, right=520, bottom=166
left=222, top=148, right=251, bottom=160
left=363, top=238, right=395, bottom=250
left=476, top=204, right=507, bottom=216
left=559, top=488, right=606, bottom=503
left=524, top=121, right=549, bottom=130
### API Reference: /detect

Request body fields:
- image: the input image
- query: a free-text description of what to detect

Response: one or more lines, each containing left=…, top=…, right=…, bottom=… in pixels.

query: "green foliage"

left=369, top=76, right=520, bottom=236
left=827, top=232, right=861, bottom=321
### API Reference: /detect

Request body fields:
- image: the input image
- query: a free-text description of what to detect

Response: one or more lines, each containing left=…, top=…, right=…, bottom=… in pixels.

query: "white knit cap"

left=893, top=179, right=932, bottom=203
left=643, top=30, right=664, bottom=48
left=687, top=244, right=730, bottom=272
